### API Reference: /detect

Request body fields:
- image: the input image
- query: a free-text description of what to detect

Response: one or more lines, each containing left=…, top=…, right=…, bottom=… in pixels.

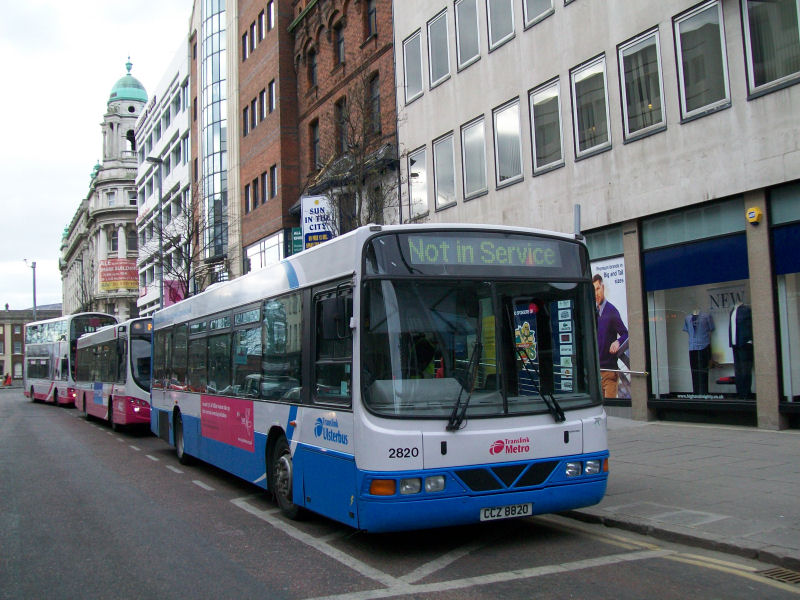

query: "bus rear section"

left=24, top=313, right=116, bottom=406
left=75, top=318, right=152, bottom=428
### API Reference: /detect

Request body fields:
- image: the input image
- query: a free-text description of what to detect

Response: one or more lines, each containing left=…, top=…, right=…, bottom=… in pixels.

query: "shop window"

left=407, top=146, right=428, bottom=219
left=673, top=0, right=730, bottom=120
left=645, top=204, right=756, bottom=401
left=570, top=55, right=611, bottom=158
left=433, top=133, right=456, bottom=210
left=455, top=0, right=480, bottom=69
left=618, top=29, right=666, bottom=140
left=529, top=78, right=564, bottom=173
left=741, top=0, right=800, bottom=96
left=403, top=30, right=423, bottom=103
left=772, top=183, right=800, bottom=401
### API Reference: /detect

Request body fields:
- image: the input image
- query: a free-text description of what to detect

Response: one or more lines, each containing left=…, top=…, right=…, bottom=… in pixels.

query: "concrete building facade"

left=393, top=0, right=800, bottom=428
left=135, top=43, right=192, bottom=316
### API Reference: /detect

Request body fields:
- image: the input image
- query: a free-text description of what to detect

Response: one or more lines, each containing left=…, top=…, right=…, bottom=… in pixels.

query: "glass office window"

left=529, top=79, right=564, bottom=173
left=487, top=0, right=515, bottom=49
left=403, top=31, right=424, bottom=103
left=523, top=0, right=553, bottom=27
left=742, top=0, right=800, bottom=95
left=493, top=99, right=523, bottom=186
left=673, top=0, right=730, bottom=119
left=461, top=117, right=487, bottom=198
left=455, top=0, right=480, bottom=69
left=570, top=55, right=611, bottom=157
left=433, top=133, right=456, bottom=209
left=428, top=10, right=450, bottom=87
left=618, top=29, right=666, bottom=139
left=408, top=146, right=428, bottom=219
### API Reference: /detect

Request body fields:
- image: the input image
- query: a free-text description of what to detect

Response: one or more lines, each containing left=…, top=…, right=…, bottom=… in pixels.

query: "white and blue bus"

left=151, top=224, right=609, bottom=532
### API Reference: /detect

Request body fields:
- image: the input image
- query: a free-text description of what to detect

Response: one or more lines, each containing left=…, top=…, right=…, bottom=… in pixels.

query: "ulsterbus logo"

left=489, top=436, right=531, bottom=455
left=314, top=417, right=349, bottom=445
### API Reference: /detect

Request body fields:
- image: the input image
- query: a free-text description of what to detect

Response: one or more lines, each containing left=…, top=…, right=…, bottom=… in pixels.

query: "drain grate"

left=758, top=567, right=800, bottom=585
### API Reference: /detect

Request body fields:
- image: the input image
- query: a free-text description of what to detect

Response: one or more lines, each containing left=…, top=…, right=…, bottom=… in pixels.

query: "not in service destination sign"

left=406, top=234, right=563, bottom=268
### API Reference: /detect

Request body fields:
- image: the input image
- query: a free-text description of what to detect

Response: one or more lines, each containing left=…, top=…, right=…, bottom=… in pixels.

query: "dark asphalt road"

left=2, top=389, right=798, bottom=600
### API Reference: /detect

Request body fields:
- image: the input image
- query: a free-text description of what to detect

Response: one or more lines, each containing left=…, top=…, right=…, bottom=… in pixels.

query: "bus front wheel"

left=30, top=387, right=36, bottom=403
left=174, top=412, right=193, bottom=465
left=271, top=436, right=302, bottom=520
left=109, top=398, right=120, bottom=432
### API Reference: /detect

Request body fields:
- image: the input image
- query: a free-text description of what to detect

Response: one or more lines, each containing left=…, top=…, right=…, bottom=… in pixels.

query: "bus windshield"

left=130, top=334, right=152, bottom=391
left=361, top=278, right=599, bottom=420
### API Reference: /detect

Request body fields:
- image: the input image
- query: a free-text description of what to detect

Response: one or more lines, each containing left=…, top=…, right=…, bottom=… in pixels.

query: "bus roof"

left=25, top=312, right=116, bottom=329
left=76, top=317, right=151, bottom=349
left=153, top=223, right=580, bottom=330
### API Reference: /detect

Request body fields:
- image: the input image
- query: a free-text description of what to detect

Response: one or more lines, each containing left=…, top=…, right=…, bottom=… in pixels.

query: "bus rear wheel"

left=30, top=387, right=36, bottom=403
left=271, top=436, right=302, bottom=520
left=109, top=399, right=120, bottom=432
left=174, top=412, right=193, bottom=465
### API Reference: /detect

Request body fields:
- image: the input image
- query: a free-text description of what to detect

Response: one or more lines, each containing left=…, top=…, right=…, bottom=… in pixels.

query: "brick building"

left=0, top=305, right=62, bottom=382
left=289, top=0, right=400, bottom=232
left=239, top=0, right=302, bottom=272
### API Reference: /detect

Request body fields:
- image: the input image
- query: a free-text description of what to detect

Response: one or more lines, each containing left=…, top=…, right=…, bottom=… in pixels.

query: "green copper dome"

left=108, top=59, right=147, bottom=104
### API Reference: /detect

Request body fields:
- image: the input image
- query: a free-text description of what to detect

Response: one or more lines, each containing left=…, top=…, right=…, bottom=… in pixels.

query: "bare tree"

left=140, top=178, right=241, bottom=302
left=75, top=251, right=97, bottom=313
left=307, top=68, right=402, bottom=236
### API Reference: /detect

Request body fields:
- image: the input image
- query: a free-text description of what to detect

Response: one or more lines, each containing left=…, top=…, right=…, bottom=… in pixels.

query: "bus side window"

left=171, top=325, right=188, bottom=389
left=153, top=330, right=168, bottom=389
left=188, top=337, right=207, bottom=393
left=313, top=289, right=352, bottom=406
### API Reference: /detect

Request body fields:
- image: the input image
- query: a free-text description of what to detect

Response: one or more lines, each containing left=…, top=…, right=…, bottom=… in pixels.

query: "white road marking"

left=193, top=480, right=214, bottom=491
left=231, top=496, right=674, bottom=600
left=303, top=549, right=673, bottom=600
left=166, top=465, right=183, bottom=474
left=129, top=445, right=141, bottom=451
left=231, top=497, right=399, bottom=587
left=146, top=455, right=160, bottom=462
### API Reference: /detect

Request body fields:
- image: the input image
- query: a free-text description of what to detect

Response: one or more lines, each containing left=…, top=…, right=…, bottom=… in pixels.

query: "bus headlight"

left=565, top=462, right=581, bottom=477
left=399, top=478, right=421, bottom=495
left=425, top=476, right=445, bottom=493
left=584, top=460, right=601, bottom=475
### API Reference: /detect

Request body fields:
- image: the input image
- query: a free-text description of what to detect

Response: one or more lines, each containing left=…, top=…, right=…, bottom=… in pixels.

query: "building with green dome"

left=60, top=61, right=147, bottom=320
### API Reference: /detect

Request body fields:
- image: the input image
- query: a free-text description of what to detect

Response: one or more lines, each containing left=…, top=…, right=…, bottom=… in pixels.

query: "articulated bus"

left=74, top=318, right=153, bottom=429
left=151, top=224, right=609, bottom=532
left=24, top=313, right=117, bottom=405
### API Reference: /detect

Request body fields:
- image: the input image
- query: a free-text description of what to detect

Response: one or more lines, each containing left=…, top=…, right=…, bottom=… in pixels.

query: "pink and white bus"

left=74, top=317, right=152, bottom=429
left=24, top=313, right=117, bottom=405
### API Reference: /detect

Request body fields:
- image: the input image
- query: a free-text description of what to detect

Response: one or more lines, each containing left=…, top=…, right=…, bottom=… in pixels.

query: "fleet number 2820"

left=388, top=447, right=419, bottom=458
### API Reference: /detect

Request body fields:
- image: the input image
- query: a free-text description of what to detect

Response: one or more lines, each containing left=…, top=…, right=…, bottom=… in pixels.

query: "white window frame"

left=407, top=146, right=429, bottom=220
left=523, top=0, right=554, bottom=29
left=529, top=78, right=564, bottom=174
left=486, top=0, right=515, bottom=50
left=570, top=54, right=612, bottom=158
left=455, top=0, right=481, bottom=70
left=741, top=0, right=800, bottom=96
left=403, top=30, right=424, bottom=104
left=673, top=0, right=731, bottom=120
left=427, top=10, right=451, bottom=88
left=492, top=98, right=523, bottom=187
left=617, top=28, right=666, bottom=141
left=433, top=132, right=457, bottom=210
left=461, top=116, right=488, bottom=199
left=269, top=80, right=277, bottom=113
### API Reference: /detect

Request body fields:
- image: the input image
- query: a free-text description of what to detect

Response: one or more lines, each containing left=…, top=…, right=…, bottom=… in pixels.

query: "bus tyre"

left=30, top=387, right=36, bottom=403
left=174, top=412, right=193, bottom=465
left=271, top=436, right=302, bottom=520
left=109, top=399, right=119, bottom=432
left=53, top=389, right=58, bottom=405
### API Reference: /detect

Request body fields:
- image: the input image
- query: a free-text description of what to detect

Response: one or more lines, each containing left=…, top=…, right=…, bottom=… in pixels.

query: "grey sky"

left=0, top=1, right=191, bottom=312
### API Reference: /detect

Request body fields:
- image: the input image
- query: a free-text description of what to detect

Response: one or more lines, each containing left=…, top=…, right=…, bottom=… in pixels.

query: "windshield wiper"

left=446, top=341, right=482, bottom=431
left=513, top=345, right=566, bottom=423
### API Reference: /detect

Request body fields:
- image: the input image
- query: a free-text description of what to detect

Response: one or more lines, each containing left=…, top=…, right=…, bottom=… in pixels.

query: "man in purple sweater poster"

left=592, top=274, right=628, bottom=399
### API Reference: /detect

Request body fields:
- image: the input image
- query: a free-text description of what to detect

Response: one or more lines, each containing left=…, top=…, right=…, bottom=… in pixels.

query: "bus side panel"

left=295, top=446, right=358, bottom=526
left=179, top=412, right=270, bottom=489
left=86, top=383, right=110, bottom=420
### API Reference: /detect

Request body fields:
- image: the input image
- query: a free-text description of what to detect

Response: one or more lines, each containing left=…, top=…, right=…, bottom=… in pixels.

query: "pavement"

left=568, top=416, right=800, bottom=571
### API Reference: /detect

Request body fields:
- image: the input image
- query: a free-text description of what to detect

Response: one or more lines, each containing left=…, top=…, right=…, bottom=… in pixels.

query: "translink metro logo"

left=489, top=436, right=531, bottom=455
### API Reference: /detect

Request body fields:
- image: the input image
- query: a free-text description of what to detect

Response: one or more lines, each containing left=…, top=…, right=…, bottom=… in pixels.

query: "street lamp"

left=24, top=259, right=37, bottom=321
left=146, top=156, right=164, bottom=310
